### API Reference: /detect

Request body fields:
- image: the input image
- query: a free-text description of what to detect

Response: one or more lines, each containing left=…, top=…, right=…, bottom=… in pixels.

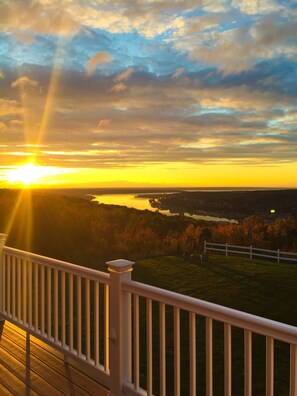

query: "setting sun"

left=5, top=163, right=70, bottom=187
left=7, top=164, right=42, bottom=186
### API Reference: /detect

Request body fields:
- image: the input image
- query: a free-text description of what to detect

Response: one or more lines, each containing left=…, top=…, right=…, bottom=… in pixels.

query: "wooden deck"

left=0, top=321, right=109, bottom=395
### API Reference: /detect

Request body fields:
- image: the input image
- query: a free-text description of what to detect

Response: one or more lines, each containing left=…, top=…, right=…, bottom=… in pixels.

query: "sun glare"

left=6, top=163, right=68, bottom=187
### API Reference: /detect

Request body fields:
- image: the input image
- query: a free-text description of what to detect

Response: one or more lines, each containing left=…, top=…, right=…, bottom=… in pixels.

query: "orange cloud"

left=114, top=68, right=134, bottom=82
left=11, top=76, right=39, bottom=89
left=86, top=52, right=112, bottom=76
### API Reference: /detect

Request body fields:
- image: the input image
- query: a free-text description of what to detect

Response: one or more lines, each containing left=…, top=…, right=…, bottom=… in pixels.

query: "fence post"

left=204, top=240, right=207, bottom=253
left=250, top=246, right=253, bottom=260
left=0, top=234, right=7, bottom=315
left=277, top=249, right=280, bottom=264
left=226, top=243, right=228, bottom=257
left=106, top=259, right=134, bottom=396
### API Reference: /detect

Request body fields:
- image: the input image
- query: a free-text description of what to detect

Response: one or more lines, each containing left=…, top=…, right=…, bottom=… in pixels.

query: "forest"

left=145, top=189, right=297, bottom=220
left=0, top=189, right=296, bottom=270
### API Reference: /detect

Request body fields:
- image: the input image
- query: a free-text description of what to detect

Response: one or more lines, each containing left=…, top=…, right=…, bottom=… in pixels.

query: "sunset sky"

left=0, top=0, right=297, bottom=188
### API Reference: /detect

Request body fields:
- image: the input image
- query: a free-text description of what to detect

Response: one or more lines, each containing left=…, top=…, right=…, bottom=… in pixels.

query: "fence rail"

left=0, top=234, right=297, bottom=395
left=204, top=241, right=297, bottom=263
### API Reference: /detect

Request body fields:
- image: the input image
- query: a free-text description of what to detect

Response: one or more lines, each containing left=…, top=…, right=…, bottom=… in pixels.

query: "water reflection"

left=92, top=194, right=236, bottom=223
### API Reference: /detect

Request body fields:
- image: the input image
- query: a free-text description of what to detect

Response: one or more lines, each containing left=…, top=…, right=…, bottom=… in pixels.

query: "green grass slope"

left=132, top=255, right=297, bottom=395
left=134, top=254, right=297, bottom=325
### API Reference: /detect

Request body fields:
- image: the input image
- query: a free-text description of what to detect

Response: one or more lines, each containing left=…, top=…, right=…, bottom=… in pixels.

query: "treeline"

left=0, top=190, right=296, bottom=269
left=151, top=189, right=297, bottom=220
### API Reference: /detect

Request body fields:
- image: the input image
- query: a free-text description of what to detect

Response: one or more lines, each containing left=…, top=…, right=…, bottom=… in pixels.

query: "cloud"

left=110, top=83, right=127, bottom=93
left=187, top=15, right=297, bottom=73
left=1, top=65, right=293, bottom=167
left=0, top=99, right=22, bottom=116
left=86, top=52, right=112, bottom=76
left=232, top=0, right=282, bottom=14
left=9, top=120, right=24, bottom=128
left=114, top=68, right=134, bottom=83
left=172, top=68, right=184, bottom=79
left=0, top=0, right=80, bottom=40
left=97, top=119, right=111, bottom=128
left=11, top=76, right=39, bottom=89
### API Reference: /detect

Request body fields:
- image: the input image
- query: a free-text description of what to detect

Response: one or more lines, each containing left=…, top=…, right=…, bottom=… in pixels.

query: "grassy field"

left=130, top=254, right=297, bottom=395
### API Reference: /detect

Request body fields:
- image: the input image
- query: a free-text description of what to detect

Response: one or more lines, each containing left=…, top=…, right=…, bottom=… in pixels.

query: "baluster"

left=206, top=317, right=213, bottom=396
left=54, top=269, right=58, bottom=342
left=94, top=281, right=100, bottom=365
left=174, top=307, right=180, bottom=396
left=133, top=294, right=139, bottom=389
left=0, top=235, right=7, bottom=312
left=160, top=302, right=166, bottom=396
left=189, top=312, right=196, bottom=396
left=69, top=273, right=73, bottom=351
left=47, top=267, right=51, bottom=338
left=41, top=265, right=45, bottom=335
left=244, top=330, right=252, bottom=396
left=3, top=254, right=6, bottom=314
left=12, top=257, right=16, bottom=319
left=28, top=260, right=32, bottom=328
left=290, top=344, right=297, bottom=396
left=22, top=260, right=27, bottom=325
left=147, top=298, right=153, bottom=396
left=224, top=323, right=232, bottom=396
left=77, top=276, right=82, bottom=356
left=266, top=337, right=274, bottom=396
left=7, top=255, right=11, bottom=316
left=34, top=263, right=39, bottom=330
left=85, top=278, right=91, bottom=361
left=61, top=271, right=66, bottom=346
left=17, top=258, right=21, bottom=322
left=104, top=283, right=109, bottom=372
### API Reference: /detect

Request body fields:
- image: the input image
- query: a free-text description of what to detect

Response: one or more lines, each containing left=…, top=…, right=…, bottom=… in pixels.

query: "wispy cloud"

left=86, top=52, right=112, bottom=76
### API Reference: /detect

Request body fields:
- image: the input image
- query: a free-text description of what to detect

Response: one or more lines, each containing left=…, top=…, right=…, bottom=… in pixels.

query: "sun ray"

left=4, top=189, right=33, bottom=252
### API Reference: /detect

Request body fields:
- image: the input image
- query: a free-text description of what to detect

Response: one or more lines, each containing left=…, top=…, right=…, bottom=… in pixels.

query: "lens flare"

left=5, top=163, right=68, bottom=186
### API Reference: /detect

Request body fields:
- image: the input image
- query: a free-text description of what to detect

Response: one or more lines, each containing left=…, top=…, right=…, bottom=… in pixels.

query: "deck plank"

left=3, top=323, right=107, bottom=395
left=0, top=321, right=109, bottom=396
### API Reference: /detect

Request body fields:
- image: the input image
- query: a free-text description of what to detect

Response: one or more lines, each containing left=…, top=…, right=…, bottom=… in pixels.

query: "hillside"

left=146, top=189, right=297, bottom=220
left=133, top=254, right=297, bottom=395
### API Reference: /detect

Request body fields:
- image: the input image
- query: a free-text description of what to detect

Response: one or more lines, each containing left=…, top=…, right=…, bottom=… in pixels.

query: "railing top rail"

left=224, top=244, right=249, bottom=250
left=206, top=242, right=226, bottom=247
left=251, top=247, right=278, bottom=253
left=206, top=241, right=297, bottom=257
left=123, top=279, right=297, bottom=345
left=3, top=246, right=110, bottom=284
left=280, top=250, right=297, bottom=257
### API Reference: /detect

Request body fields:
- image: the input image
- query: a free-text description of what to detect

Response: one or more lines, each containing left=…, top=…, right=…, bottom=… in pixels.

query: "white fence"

left=204, top=241, right=297, bottom=264
left=1, top=233, right=297, bottom=395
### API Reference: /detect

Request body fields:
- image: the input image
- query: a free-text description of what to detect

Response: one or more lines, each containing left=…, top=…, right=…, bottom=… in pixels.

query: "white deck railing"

left=205, top=241, right=297, bottom=263
left=0, top=234, right=111, bottom=389
left=1, top=233, right=297, bottom=395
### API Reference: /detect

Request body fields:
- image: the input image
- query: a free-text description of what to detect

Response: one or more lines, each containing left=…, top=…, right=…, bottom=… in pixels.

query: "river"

left=92, top=193, right=237, bottom=223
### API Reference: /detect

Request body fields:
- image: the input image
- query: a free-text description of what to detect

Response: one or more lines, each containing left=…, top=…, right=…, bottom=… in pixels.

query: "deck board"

left=0, top=321, right=109, bottom=396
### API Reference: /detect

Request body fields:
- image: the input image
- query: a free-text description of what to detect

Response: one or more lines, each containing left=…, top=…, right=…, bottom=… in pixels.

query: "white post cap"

left=106, top=259, right=134, bottom=274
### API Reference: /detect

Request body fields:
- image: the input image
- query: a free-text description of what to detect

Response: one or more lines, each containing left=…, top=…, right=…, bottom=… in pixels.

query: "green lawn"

left=130, top=254, right=297, bottom=395
left=134, top=254, right=297, bottom=326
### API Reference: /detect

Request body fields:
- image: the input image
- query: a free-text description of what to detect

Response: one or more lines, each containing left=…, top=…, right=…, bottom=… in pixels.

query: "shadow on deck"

left=0, top=321, right=109, bottom=395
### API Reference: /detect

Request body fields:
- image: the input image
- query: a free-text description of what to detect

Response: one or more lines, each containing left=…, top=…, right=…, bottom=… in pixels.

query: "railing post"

left=107, top=259, right=134, bottom=396
left=204, top=240, right=207, bottom=253
left=250, top=246, right=253, bottom=260
left=0, top=234, right=7, bottom=315
left=225, top=243, right=228, bottom=257
left=277, top=249, right=280, bottom=264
